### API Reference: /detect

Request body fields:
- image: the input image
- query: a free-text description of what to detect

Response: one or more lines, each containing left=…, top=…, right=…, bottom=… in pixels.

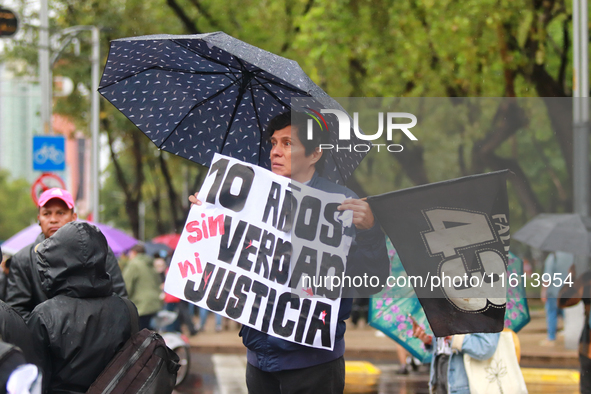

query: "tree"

left=0, top=171, right=38, bottom=241
left=0, top=0, right=581, bottom=238
left=2, top=0, right=208, bottom=238
left=286, top=0, right=575, bottom=227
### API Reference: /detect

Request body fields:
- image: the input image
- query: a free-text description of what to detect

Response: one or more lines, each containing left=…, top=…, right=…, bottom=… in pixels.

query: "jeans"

left=199, top=308, right=222, bottom=330
left=545, top=297, right=559, bottom=340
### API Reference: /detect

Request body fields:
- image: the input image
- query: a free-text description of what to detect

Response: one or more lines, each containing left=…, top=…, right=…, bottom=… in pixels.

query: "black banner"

left=368, top=170, right=510, bottom=337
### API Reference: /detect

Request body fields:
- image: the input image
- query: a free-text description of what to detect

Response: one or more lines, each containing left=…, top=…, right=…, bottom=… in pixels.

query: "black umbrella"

left=513, top=213, right=591, bottom=255
left=144, top=242, right=171, bottom=258
left=98, top=32, right=367, bottom=184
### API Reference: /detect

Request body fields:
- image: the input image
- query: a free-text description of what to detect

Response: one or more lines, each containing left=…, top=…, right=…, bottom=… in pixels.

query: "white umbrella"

left=513, top=213, right=591, bottom=255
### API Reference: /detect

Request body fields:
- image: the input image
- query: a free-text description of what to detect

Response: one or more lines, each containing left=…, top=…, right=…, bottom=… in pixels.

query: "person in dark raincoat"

left=0, top=300, right=42, bottom=369
left=27, top=222, right=136, bottom=394
left=0, top=247, right=43, bottom=393
left=1, top=247, right=40, bottom=365
left=6, top=188, right=127, bottom=322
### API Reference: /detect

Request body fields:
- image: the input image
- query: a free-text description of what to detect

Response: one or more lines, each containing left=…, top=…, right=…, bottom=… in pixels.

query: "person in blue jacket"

left=190, top=111, right=390, bottom=394
left=413, top=321, right=500, bottom=394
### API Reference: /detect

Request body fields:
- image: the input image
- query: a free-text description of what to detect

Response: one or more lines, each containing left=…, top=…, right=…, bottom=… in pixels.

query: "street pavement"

left=181, top=306, right=581, bottom=393
left=174, top=352, right=431, bottom=394
left=173, top=351, right=577, bottom=394
left=187, top=307, right=577, bottom=366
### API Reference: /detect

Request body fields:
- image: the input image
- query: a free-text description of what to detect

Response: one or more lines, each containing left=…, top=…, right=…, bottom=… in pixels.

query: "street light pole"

left=565, top=0, right=590, bottom=351
left=39, top=0, right=51, bottom=134
left=91, top=26, right=100, bottom=222
left=574, top=0, right=590, bottom=219
left=43, top=23, right=102, bottom=221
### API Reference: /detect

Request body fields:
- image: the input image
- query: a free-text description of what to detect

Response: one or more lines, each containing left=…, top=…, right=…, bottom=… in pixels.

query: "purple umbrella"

left=1, top=221, right=138, bottom=256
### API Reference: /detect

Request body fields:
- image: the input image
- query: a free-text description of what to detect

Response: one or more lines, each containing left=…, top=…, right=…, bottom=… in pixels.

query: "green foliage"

left=0, top=0, right=577, bottom=241
left=0, top=171, right=38, bottom=241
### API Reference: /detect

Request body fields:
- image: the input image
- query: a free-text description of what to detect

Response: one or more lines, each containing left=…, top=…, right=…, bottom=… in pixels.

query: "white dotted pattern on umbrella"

left=98, top=32, right=369, bottom=184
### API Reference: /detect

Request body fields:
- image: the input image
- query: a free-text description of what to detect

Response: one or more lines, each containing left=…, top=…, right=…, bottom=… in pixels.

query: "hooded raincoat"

left=27, top=222, right=135, bottom=394
left=6, top=230, right=127, bottom=321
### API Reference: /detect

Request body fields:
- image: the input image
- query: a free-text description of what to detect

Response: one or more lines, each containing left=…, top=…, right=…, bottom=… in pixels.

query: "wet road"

left=173, top=351, right=430, bottom=394
left=173, top=350, right=578, bottom=394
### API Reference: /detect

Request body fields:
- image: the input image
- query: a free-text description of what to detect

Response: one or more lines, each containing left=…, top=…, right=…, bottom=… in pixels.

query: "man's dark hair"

left=130, top=243, right=146, bottom=254
left=266, top=111, right=329, bottom=171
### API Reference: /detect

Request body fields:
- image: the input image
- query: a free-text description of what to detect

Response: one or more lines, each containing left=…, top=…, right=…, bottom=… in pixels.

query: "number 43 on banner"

left=422, top=208, right=507, bottom=312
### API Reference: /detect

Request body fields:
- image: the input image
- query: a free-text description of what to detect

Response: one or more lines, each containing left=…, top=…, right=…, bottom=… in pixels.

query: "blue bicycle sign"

left=33, top=136, right=65, bottom=171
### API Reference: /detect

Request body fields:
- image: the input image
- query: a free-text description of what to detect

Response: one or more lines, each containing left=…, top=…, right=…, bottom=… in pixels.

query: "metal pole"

left=91, top=26, right=100, bottom=222
left=139, top=201, right=145, bottom=242
left=566, top=0, right=589, bottom=350
left=574, top=0, right=580, bottom=103
left=582, top=0, right=589, bottom=105
left=39, top=0, right=51, bottom=134
left=575, top=0, right=590, bottom=217
left=573, top=0, right=589, bottom=218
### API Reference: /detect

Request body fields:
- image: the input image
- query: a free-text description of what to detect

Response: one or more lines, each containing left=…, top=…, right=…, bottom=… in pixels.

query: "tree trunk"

left=104, top=124, right=144, bottom=239
left=471, top=100, right=543, bottom=217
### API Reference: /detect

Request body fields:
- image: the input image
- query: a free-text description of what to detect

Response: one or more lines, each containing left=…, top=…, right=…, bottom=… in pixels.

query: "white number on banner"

left=439, top=250, right=506, bottom=311
left=422, top=209, right=495, bottom=257
left=422, top=208, right=506, bottom=312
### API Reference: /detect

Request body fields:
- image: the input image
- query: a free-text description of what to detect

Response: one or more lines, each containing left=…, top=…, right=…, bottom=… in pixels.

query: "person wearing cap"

left=6, top=188, right=127, bottom=321
left=27, top=222, right=135, bottom=394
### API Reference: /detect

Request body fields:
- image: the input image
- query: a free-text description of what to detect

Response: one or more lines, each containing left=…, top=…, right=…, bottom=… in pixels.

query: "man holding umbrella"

left=191, top=111, right=389, bottom=393
left=6, top=188, right=127, bottom=320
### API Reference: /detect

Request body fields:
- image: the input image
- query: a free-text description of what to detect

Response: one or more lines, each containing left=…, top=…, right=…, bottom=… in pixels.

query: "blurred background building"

left=0, top=62, right=91, bottom=217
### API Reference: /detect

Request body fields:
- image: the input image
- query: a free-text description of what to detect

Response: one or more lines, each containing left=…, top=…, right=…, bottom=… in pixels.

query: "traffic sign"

left=33, top=136, right=65, bottom=171
left=0, top=8, right=18, bottom=38
left=31, top=173, right=67, bottom=206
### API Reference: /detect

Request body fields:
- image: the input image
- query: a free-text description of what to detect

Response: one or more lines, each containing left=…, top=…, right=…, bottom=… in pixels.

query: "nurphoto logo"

left=304, top=108, right=418, bottom=153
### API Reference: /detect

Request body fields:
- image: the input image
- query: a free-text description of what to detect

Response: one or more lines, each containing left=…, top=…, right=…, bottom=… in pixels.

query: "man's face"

left=270, top=125, right=320, bottom=182
left=37, top=199, right=77, bottom=238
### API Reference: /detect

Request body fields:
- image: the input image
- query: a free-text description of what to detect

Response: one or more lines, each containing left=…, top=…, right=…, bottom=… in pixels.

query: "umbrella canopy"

left=144, top=242, right=172, bottom=258
left=152, top=233, right=181, bottom=250
left=1, top=221, right=138, bottom=257
left=504, top=253, right=531, bottom=333
left=98, top=32, right=368, bottom=184
left=368, top=239, right=433, bottom=364
left=368, top=239, right=530, bottom=364
left=513, top=213, right=591, bottom=256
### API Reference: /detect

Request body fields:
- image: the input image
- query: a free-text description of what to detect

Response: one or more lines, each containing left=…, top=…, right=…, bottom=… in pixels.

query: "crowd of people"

left=0, top=187, right=133, bottom=393
left=0, top=188, right=224, bottom=394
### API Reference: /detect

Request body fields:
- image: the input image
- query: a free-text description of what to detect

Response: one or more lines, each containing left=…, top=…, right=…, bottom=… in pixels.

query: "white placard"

left=164, top=154, right=353, bottom=350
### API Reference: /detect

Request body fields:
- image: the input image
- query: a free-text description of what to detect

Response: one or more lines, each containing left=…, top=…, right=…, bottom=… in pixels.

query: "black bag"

left=86, top=299, right=179, bottom=394
left=85, top=328, right=180, bottom=394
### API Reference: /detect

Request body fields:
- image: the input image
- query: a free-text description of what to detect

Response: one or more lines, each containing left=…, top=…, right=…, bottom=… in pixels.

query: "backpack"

left=85, top=299, right=180, bottom=394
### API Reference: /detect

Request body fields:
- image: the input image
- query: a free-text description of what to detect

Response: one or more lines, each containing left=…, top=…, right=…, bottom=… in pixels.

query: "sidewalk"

left=515, top=308, right=579, bottom=368
left=188, top=307, right=579, bottom=368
